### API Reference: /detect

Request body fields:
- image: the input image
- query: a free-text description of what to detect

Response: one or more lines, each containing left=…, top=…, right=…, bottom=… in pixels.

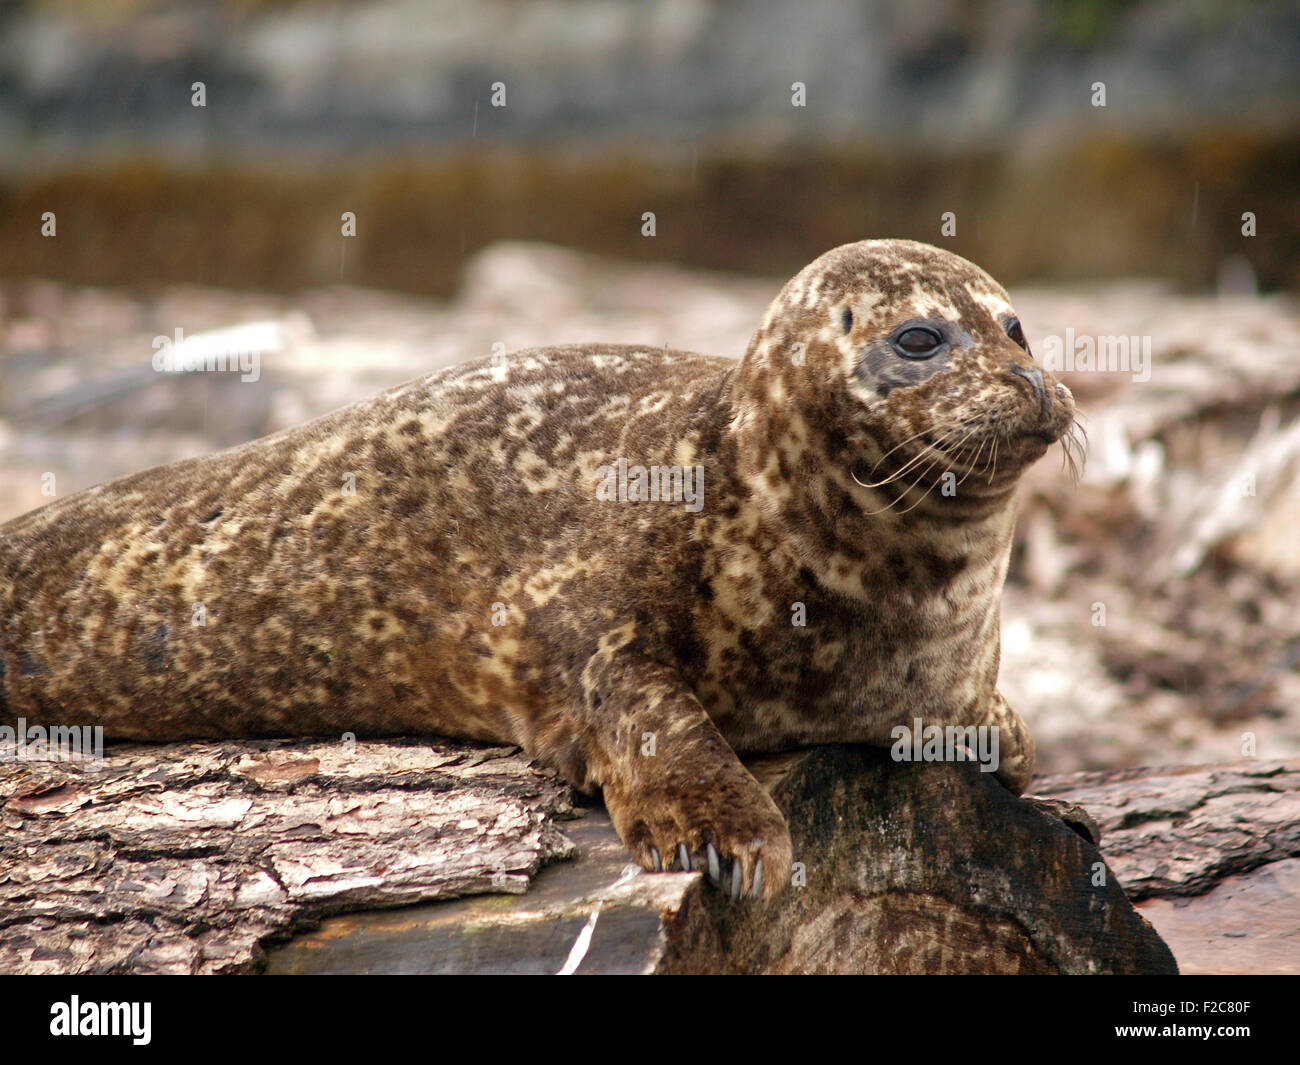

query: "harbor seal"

left=1, top=239, right=1078, bottom=902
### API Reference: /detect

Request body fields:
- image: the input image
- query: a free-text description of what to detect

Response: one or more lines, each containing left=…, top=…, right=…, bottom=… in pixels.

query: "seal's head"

left=734, top=238, right=1080, bottom=521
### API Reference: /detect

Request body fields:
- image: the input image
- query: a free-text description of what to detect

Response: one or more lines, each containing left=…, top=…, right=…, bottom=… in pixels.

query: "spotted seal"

left=0, top=239, right=1078, bottom=901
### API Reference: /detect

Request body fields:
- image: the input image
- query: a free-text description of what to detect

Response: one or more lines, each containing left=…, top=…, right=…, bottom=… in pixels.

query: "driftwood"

left=269, top=747, right=1178, bottom=975
left=0, top=740, right=575, bottom=974
left=24, top=738, right=1296, bottom=973
left=1034, top=759, right=1300, bottom=976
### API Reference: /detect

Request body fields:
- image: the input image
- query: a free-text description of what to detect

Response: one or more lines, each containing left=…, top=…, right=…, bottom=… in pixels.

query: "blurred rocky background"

left=1, top=0, right=1299, bottom=776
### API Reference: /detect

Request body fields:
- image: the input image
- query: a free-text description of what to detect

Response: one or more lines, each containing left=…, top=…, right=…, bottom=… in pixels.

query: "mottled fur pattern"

left=1, top=239, right=1075, bottom=901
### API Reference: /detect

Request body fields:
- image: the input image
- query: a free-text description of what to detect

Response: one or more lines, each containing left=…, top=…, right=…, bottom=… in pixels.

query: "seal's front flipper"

left=577, top=649, right=792, bottom=902
left=979, top=689, right=1036, bottom=795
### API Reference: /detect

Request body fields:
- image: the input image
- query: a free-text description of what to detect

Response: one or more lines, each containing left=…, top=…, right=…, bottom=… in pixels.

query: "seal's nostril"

left=1007, top=362, right=1050, bottom=419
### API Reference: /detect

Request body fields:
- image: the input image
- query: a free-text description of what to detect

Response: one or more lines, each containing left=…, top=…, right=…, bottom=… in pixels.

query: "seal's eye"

left=1005, top=317, right=1028, bottom=350
left=893, top=326, right=943, bottom=359
left=841, top=307, right=854, bottom=334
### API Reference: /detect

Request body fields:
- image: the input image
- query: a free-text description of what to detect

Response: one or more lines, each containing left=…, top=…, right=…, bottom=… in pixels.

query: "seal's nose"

left=1007, top=362, right=1050, bottom=420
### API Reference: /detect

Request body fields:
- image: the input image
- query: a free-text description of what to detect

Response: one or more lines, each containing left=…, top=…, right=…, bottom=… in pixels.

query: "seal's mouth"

left=850, top=404, right=1085, bottom=508
left=848, top=363, right=1085, bottom=511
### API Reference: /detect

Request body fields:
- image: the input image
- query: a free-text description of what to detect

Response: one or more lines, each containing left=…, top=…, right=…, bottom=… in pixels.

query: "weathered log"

left=651, top=747, right=1175, bottom=975
left=264, top=754, right=1300, bottom=975
left=0, top=739, right=575, bottom=974
left=1, top=738, right=1201, bottom=974
left=1033, top=759, right=1300, bottom=976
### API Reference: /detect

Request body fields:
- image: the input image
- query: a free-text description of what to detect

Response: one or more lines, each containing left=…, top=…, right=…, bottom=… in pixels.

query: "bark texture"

left=6, top=740, right=1287, bottom=974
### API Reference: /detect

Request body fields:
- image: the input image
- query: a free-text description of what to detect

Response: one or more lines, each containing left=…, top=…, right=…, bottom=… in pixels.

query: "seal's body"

left=1, top=240, right=1076, bottom=900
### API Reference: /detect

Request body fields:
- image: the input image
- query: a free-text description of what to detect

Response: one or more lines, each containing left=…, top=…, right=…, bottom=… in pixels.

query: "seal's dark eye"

left=894, top=326, right=943, bottom=358
left=841, top=307, right=854, bottom=333
left=1005, top=317, right=1027, bottom=350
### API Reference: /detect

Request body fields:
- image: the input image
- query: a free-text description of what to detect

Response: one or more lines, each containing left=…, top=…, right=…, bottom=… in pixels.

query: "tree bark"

left=7, top=739, right=1287, bottom=974
left=0, top=739, right=575, bottom=974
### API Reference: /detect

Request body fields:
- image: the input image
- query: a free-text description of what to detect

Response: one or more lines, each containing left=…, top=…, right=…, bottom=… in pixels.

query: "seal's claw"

left=649, top=846, right=662, bottom=872
left=601, top=756, right=792, bottom=903
left=752, top=859, right=763, bottom=900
